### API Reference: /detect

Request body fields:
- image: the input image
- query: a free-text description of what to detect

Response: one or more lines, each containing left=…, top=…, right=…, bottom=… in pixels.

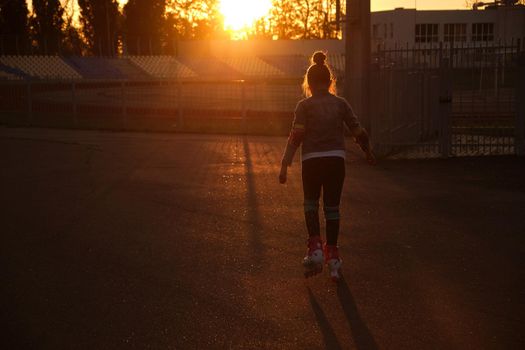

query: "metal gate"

left=371, top=41, right=524, bottom=158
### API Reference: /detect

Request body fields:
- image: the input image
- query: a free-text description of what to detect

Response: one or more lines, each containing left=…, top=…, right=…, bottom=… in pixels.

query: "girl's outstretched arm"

left=350, top=126, right=377, bottom=165
left=279, top=124, right=305, bottom=184
left=280, top=102, right=306, bottom=184
left=341, top=99, right=376, bottom=165
left=281, top=124, right=304, bottom=166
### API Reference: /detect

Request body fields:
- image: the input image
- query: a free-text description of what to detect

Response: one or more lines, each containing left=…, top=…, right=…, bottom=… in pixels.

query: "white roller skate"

left=325, top=245, right=342, bottom=282
left=303, top=236, right=324, bottom=278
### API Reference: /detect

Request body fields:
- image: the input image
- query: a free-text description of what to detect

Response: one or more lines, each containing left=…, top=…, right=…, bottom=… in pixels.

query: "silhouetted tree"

left=30, top=0, right=65, bottom=54
left=267, top=0, right=343, bottom=40
left=58, top=1, right=87, bottom=55
left=63, top=20, right=86, bottom=55
left=165, top=0, right=225, bottom=41
left=313, top=0, right=342, bottom=39
left=251, top=17, right=273, bottom=40
left=78, top=0, right=120, bottom=55
left=0, top=0, right=29, bottom=54
left=124, top=0, right=166, bottom=54
left=266, top=0, right=299, bottom=39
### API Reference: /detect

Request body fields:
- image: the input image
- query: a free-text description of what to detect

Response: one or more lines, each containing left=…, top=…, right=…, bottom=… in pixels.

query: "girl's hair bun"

left=312, top=51, right=326, bottom=65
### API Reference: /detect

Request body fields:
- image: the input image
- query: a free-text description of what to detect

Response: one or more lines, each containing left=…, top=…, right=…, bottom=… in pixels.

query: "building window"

left=415, top=24, right=439, bottom=43
left=444, top=23, right=467, bottom=42
left=372, top=24, right=379, bottom=39
left=472, top=23, right=494, bottom=41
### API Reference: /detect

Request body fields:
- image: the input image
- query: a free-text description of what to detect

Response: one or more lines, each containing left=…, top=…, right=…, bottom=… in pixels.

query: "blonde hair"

left=302, top=51, right=337, bottom=97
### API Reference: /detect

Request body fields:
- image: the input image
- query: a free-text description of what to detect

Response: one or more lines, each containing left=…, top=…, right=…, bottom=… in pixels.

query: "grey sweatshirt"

left=282, top=91, right=361, bottom=165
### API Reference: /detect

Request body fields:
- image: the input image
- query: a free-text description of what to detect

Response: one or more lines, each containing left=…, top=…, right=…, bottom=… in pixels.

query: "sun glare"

left=219, top=0, right=272, bottom=39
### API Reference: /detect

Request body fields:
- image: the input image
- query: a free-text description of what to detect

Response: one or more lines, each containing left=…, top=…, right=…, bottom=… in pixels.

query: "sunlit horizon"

left=216, top=0, right=471, bottom=40
left=219, top=0, right=273, bottom=39
left=36, top=0, right=475, bottom=39
left=43, top=0, right=474, bottom=15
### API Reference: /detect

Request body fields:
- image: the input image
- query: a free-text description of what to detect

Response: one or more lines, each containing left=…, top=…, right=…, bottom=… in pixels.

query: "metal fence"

left=372, top=41, right=524, bottom=157
left=2, top=43, right=524, bottom=158
left=0, top=79, right=303, bottom=135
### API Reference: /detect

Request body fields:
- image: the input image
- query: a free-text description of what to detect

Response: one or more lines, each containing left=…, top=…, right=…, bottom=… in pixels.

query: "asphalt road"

left=1, top=128, right=524, bottom=349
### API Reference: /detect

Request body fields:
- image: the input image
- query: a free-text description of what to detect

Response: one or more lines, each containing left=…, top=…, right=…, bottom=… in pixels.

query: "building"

left=372, top=5, right=525, bottom=49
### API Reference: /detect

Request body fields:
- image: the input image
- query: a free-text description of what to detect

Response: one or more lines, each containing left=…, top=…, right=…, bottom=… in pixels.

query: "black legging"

left=301, top=156, right=345, bottom=245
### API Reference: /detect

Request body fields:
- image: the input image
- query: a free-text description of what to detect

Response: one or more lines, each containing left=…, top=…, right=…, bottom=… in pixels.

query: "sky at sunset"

left=117, top=0, right=473, bottom=11
left=372, top=0, right=470, bottom=11
left=55, top=0, right=473, bottom=18
left=78, top=0, right=473, bottom=13
left=48, top=0, right=473, bottom=33
left=79, top=1, right=475, bottom=11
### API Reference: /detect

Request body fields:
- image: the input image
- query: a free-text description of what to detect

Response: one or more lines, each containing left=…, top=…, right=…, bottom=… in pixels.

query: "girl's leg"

left=321, top=157, right=346, bottom=281
left=302, top=158, right=323, bottom=237
left=322, top=157, right=346, bottom=246
left=302, top=158, right=325, bottom=277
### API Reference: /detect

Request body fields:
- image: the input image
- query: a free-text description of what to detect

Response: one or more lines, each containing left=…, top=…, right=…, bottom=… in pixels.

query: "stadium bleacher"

left=0, top=61, right=28, bottom=80
left=64, top=57, right=128, bottom=80
left=128, top=56, right=197, bottom=79
left=176, top=56, right=244, bottom=80
left=0, top=55, right=82, bottom=80
left=258, top=55, right=309, bottom=78
left=0, top=54, right=345, bottom=81
left=104, top=57, right=151, bottom=80
left=0, top=70, right=22, bottom=80
left=220, top=56, right=284, bottom=78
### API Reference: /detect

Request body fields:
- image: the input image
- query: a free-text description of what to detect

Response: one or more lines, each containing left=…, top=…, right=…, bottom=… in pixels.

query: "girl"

left=279, top=51, right=375, bottom=281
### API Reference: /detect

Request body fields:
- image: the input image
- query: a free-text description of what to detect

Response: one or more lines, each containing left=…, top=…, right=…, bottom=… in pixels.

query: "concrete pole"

left=71, top=81, right=77, bottom=125
left=344, top=0, right=371, bottom=131
left=177, top=81, right=184, bottom=129
left=241, top=81, right=247, bottom=134
left=517, top=55, right=525, bottom=156
left=26, top=81, right=32, bottom=125
left=121, top=81, right=127, bottom=124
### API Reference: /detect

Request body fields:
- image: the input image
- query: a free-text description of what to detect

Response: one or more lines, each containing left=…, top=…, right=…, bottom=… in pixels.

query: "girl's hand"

left=365, top=150, right=377, bottom=165
left=279, top=165, right=287, bottom=184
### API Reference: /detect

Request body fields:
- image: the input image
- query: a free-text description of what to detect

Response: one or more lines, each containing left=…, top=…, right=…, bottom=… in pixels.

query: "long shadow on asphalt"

left=337, top=276, right=379, bottom=350
left=307, top=287, right=343, bottom=350
left=243, top=135, right=265, bottom=263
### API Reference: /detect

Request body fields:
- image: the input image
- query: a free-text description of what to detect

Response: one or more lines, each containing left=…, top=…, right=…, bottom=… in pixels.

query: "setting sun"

left=219, top=0, right=272, bottom=39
